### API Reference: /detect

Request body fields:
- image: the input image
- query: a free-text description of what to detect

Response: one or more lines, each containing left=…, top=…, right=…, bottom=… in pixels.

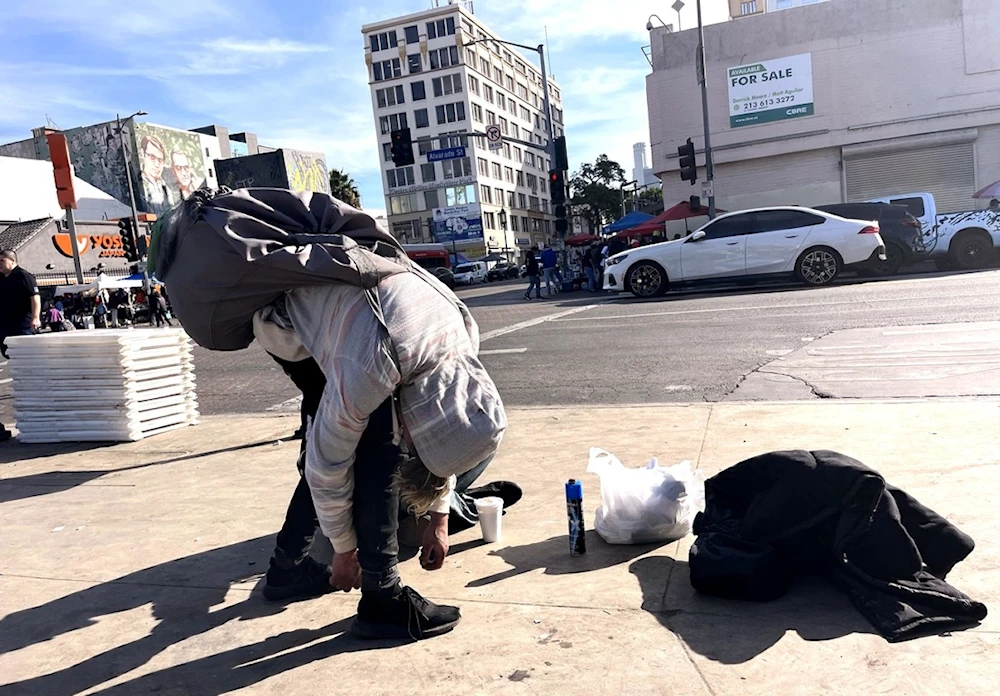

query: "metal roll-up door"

left=845, top=143, right=975, bottom=213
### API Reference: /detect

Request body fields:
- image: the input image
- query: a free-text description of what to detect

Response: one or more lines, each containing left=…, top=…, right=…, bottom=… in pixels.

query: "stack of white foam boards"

left=6, top=329, right=199, bottom=443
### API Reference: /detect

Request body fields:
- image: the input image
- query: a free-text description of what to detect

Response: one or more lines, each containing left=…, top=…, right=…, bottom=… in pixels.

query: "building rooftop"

left=0, top=217, right=55, bottom=253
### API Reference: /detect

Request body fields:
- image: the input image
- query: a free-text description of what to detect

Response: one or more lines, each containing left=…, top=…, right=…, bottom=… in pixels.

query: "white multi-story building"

left=362, top=0, right=565, bottom=257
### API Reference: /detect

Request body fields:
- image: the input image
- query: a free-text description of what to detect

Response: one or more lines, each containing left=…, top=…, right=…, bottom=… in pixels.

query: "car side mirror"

left=690, top=230, right=707, bottom=242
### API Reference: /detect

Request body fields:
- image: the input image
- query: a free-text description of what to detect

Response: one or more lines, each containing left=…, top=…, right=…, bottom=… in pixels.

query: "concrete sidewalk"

left=1, top=401, right=997, bottom=695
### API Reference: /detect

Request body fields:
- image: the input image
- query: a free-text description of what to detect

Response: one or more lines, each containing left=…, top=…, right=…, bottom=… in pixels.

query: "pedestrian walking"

left=0, top=249, right=41, bottom=442
left=540, top=244, right=558, bottom=295
left=94, top=296, right=109, bottom=328
left=46, top=303, right=65, bottom=332
left=150, top=289, right=173, bottom=327
left=523, top=247, right=542, bottom=300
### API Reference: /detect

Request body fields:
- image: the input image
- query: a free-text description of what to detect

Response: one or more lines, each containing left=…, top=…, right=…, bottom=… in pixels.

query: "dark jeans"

left=0, top=324, right=35, bottom=359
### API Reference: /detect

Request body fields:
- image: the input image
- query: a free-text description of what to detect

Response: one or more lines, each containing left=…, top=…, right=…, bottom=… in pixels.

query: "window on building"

left=469, top=75, right=480, bottom=95
left=411, top=81, right=426, bottom=101
left=418, top=139, right=433, bottom=155
left=435, top=102, right=466, bottom=124
left=511, top=123, right=520, bottom=139
left=493, top=67, right=504, bottom=84
left=444, top=184, right=476, bottom=206
left=424, top=189, right=439, bottom=209
left=480, top=57, right=490, bottom=74
left=740, top=1, right=758, bottom=14
left=517, top=82, right=528, bottom=100
left=373, top=58, right=402, bottom=82
left=407, top=54, right=422, bottom=74
left=481, top=185, right=493, bottom=204
left=414, top=108, right=430, bottom=128
left=525, top=151, right=535, bottom=167
left=440, top=132, right=468, bottom=148
left=504, top=166, right=514, bottom=183
left=426, top=16, right=456, bottom=39
left=484, top=212, right=496, bottom=229
left=491, top=162, right=502, bottom=180
left=382, top=142, right=393, bottom=162
left=529, top=195, right=539, bottom=211
left=369, top=31, right=398, bottom=52
left=486, top=110, right=496, bottom=125
left=442, top=156, right=471, bottom=179
left=506, top=75, right=515, bottom=91
left=496, top=93, right=506, bottom=111
left=495, top=186, right=504, bottom=203
left=534, top=113, right=541, bottom=128
left=429, top=46, right=459, bottom=70
left=376, top=85, right=405, bottom=108
left=513, top=147, right=523, bottom=164
left=387, top=166, right=415, bottom=189
left=462, top=19, right=473, bottom=33
left=404, top=25, right=419, bottom=44
left=420, top=163, right=436, bottom=183
left=484, top=85, right=494, bottom=103
left=515, top=60, right=526, bottom=75
left=526, top=173, right=537, bottom=192
left=477, top=157, right=489, bottom=176
left=432, top=73, right=463, bottom=97
left=378, top=112, right=408, bottom=134
left=519, top=105, right=531, bottom=122
left=472, top=103, right=483, bottom=123
left=517, top=192, right=527, bottom=208
left=502, top=142, right=512, bottom=160
left=499, top=117, right=509, bottom=135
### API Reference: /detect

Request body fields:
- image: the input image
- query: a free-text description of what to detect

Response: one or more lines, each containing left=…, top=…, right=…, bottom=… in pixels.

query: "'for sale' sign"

left=728, top=53, right=814, bottom=128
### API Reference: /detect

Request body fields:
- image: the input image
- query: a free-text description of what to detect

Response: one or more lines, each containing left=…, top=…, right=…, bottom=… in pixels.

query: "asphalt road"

left=3, top=269, right=1000, bottom=423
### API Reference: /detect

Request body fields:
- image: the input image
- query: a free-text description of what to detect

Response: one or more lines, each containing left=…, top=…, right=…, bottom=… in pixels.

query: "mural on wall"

left=215, top=151, right=287, bottom=189
left=283, top=150, right=330, bottom=194
left=229, top=140, right=250, bottom=157
left=58, top=121, right=132, bottom=208
left=133, top=122, right=206, bottom=213
left=0, top=139, right=37, bottom=159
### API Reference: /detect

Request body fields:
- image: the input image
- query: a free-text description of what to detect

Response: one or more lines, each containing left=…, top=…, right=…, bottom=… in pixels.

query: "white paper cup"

left=475, top=496, right=504, bottom=543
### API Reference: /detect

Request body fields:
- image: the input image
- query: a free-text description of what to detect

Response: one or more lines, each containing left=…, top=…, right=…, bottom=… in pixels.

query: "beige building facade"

left=648, top=0, right=1000, bottom=214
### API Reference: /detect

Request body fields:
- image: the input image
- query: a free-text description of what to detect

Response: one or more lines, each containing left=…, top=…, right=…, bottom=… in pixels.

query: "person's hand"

left=420, top=512, right=449, bottom=571
left=30, top=316, right=41, bottom=331
left=330, top=550, right=361, bottom=592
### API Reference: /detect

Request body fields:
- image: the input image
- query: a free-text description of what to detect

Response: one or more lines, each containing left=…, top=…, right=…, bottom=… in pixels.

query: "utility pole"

left=696, top=0, right=716, bottom=218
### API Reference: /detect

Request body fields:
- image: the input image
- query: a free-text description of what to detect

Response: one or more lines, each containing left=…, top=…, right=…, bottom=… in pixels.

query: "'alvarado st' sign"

left=728, top=53, right=814, bottom=128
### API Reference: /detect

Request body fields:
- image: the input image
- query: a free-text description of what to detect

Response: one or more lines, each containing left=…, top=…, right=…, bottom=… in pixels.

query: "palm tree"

left=328, top=167, right=361, bottom=208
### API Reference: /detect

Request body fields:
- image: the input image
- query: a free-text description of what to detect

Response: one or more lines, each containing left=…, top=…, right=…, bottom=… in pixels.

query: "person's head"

left=170, top=151, right=192, bottom=189
left=393, top=456, right=451, bottom=516
left=0, top=249, right=17, bottom=275
left=141, top=135, right=166, bottom=181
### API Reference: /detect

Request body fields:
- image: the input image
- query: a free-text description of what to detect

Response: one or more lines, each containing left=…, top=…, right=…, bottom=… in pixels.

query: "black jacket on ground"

left=689, top=450, right=987, bottom=642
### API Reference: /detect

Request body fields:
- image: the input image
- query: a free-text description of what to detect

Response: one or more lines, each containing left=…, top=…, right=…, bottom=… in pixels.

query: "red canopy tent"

left=565, top=233, right=599, bottom=246
left=618, top=200, right=727, bottom=238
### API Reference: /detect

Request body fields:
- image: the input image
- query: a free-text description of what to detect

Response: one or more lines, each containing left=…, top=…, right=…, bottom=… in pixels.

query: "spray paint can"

left=565, top=478, right=586, bottom=556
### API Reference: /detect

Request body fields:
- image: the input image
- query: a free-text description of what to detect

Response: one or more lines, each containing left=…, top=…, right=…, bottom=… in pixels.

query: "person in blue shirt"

left=539, top=244, right=558, bottom=296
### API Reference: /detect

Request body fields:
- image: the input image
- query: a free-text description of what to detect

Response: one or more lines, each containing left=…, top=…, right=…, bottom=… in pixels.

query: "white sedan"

left=604, top=206, right=886, bottom=298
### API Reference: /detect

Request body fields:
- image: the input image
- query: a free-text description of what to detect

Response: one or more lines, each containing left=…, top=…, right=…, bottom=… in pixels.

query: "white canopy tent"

left=55, top=273, right=144, bottom=296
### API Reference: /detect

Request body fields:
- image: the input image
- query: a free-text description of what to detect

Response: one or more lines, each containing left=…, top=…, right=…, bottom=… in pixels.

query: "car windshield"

left=455, top=265, right=475, bottom=273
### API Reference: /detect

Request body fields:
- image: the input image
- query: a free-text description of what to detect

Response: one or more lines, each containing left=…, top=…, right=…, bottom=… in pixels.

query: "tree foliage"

left=329, top=167, right=361, bottom=208
left=569, top=154, right=627, bottom=229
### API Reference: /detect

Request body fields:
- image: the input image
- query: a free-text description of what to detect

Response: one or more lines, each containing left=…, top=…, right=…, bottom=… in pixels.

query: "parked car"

left=487, top=262, right=520, bottom=281
left=453, top=262, right=488, bottom=285
left=864, top=192, right=1000, bottom=271
left=603, top=206, right=886, bottom=298
left=431, top=266, right=456, bottom=288
left=815, top=203, right=924, bottom=275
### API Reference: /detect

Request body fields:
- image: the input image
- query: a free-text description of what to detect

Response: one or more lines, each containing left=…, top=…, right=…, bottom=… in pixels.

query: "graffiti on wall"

left=283, top=150, right=330, bottom=194
left=133, top=123, right=207, bottom=213
left=215, top=151, right=286, bottom=190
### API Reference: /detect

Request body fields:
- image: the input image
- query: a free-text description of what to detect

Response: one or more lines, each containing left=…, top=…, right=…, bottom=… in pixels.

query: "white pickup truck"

left=865, top=192, right=1000, bottom=270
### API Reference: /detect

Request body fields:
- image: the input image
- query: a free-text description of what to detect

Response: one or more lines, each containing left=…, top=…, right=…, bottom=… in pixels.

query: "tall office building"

left=362, top=0, right=565, bottom=257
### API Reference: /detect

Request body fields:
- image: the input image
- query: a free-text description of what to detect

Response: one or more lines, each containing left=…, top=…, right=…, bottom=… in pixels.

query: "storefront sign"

left=433, top=204, right=483, bottom=243
left=728, top=53, right=814, bottom=128
left=52, top=232, right=149, bottom=259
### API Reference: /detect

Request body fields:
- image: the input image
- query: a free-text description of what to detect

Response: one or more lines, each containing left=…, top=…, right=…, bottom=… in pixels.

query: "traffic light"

left=553, top=135, right=569, bottom=172
left=677, top=137, right=697, bottom=185
left=390, top=128, right=414, bottom=167
left=549, top=170, right=566, bottom=205
left=118, top=217, right=138, bottom=262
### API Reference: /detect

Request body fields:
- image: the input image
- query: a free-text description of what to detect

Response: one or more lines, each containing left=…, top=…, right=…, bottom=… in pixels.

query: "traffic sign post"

left=486, top=125, right=503, bottom=152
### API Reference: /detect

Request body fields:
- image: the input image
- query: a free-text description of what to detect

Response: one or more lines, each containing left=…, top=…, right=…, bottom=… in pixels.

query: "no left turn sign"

left=486, top=125, right=502, bottom=151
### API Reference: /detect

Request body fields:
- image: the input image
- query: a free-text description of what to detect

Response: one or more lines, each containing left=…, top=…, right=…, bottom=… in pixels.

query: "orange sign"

left=51, top=233, right=143, bottom=259
left=46, top=132, right=77, bottom=210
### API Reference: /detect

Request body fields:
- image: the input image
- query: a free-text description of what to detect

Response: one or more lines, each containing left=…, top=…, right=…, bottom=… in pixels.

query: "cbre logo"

left=52, top=233, right=91, bottom=257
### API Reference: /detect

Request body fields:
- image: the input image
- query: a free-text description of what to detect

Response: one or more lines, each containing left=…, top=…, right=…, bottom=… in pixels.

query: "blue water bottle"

left=565, top=478, right=586, bottom=556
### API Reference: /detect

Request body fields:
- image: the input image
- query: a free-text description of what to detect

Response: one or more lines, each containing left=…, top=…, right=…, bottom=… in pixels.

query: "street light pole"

left=116, top=111, right=150, bottom=288
left=695, top=0, right=716, bottom=218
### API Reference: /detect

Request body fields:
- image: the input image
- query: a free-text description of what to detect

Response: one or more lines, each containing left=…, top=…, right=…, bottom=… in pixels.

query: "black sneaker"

left=262, top=557, right=333, bottom=601
left=465, top=481, right=523, bottom=511
left=352, top=586, right=461, bottom=640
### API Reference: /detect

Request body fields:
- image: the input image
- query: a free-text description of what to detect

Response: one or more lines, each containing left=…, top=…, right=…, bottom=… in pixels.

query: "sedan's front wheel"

left=625, top=261, right=669, bottom=298
left=795, top=247, right=842, bottom=286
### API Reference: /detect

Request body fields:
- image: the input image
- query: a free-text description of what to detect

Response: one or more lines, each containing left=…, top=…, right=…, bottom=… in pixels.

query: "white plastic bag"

left=586, top=447, right=705, bottom=545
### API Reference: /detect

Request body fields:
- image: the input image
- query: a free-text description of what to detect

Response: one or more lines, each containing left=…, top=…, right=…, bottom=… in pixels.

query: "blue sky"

left=1, top=0, right=728, bottom=214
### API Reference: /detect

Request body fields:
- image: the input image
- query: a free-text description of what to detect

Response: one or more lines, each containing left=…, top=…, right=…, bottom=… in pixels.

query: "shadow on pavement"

left=466, top=532, right=666, bottom=587
left=629, top=556, right=875, bottom=664
left=0, top=439, right=284, bottom=504
left=0, top=534, right=393, bottom=696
